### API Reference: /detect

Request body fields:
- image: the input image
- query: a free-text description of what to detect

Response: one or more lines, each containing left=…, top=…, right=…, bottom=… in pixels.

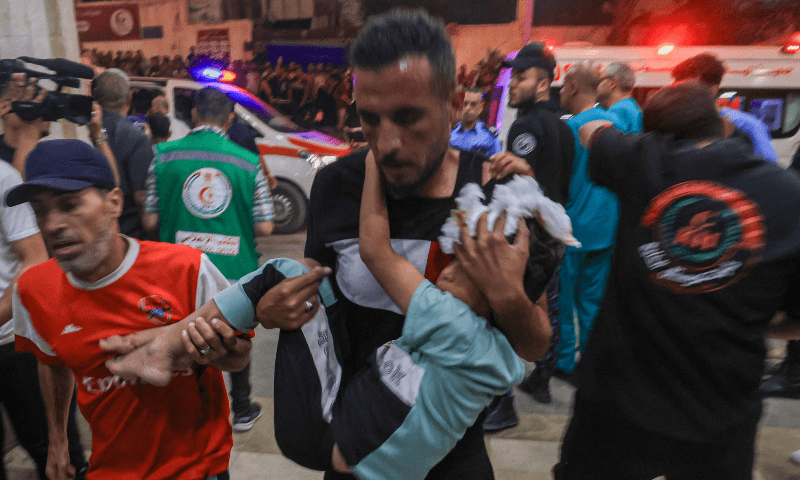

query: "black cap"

left=6, top=140, right=116, bottom=207
left=502, top=42, right=556, bottom=78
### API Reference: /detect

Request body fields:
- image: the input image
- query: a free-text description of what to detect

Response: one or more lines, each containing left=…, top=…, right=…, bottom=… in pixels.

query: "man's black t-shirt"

left=0, top=136, right=14, bottom=164
left=305, top=149, right=493, bottom=478
left=506, top=97, right=574, bottom=205
left=580, top=128, right=800, bottom=442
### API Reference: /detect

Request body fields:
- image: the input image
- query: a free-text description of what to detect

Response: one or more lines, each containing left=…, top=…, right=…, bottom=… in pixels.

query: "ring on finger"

left=304, top=300, right=314, bottom=312
left=199, top=348, right=209, bottom=356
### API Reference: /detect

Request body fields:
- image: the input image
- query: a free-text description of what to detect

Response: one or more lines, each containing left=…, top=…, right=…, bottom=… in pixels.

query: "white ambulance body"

left=490, top=45, right=800, bottom=167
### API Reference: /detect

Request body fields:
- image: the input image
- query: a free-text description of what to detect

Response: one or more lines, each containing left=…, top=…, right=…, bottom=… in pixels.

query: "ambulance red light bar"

left=782, top=43, right=800, bottom=54
left=657, top=44, right=675, bottom=55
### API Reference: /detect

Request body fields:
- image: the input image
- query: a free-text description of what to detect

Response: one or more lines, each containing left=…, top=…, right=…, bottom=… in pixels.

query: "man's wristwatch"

left=92, top=128, right=108, bottom=146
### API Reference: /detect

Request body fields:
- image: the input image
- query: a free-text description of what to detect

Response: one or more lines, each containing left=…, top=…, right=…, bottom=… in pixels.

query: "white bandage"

left=438, top=175, right=581, bottom=254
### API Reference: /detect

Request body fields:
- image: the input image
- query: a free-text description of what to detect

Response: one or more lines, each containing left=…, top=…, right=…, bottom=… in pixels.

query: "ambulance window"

left=718, top=89, right=800, bottom=140
left=783, top=93, right=800, bottom=136
left=749, top=99, right=783, bottom=132
left=173, top=88, right=195, bottom=125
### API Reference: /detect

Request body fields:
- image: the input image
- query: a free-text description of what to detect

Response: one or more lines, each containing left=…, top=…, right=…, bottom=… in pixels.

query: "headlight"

left=304, top=154, right=339, bottom=171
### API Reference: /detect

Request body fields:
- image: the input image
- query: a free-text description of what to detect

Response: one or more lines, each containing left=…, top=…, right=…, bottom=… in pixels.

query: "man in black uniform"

left=482, top=42, right=574, bottom=430
left=554, top=82, right=800, bottom=480
left=257, top=9, right=552, bottom=479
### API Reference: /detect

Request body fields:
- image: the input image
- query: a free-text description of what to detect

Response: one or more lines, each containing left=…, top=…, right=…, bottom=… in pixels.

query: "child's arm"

left=359, top=152, right=424, bottom=313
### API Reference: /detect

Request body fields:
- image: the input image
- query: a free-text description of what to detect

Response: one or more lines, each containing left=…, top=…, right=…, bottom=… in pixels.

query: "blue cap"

left=6, top=140, right=116, bottom=207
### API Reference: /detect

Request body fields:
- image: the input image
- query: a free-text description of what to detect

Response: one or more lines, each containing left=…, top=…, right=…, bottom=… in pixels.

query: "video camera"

left=0, top=57, right=95, bottom=125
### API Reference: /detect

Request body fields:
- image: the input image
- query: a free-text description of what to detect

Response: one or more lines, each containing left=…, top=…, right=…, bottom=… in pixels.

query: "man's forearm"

left=38, top=362, right=74, bottom=443
left=489, top=290, right=550, bottom=362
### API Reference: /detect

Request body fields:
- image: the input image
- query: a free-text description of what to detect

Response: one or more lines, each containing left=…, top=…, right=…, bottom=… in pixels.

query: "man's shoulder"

left=138, top=240, right=205, bottom=263
left=18, top=259, right=63, bottom=293
left=315, top=148, right=367, bottom=188
left=107, top=111, right=147, bottom=139
left=158, top=134, right=259, bottom=164
left=570, top=107, right=615, bottom=128
left=0, top=160, right=22, bottom=186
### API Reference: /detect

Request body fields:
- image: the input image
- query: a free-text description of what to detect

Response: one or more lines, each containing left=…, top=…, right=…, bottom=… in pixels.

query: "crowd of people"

left=3, top=6, right=800, bottom=480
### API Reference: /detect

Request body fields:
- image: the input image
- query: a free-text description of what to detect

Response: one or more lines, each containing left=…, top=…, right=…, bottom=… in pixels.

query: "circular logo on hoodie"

left=512, top=133, right=536, bottom=156
left=182, top=167, right=232, bottom=219
left=639, top=181, right=766, bottom=293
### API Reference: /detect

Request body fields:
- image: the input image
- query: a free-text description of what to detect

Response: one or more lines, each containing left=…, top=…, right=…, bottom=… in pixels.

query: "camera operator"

left=1, top=73, right=49, bottom=172
left=0, top=72, right=89, bottom=480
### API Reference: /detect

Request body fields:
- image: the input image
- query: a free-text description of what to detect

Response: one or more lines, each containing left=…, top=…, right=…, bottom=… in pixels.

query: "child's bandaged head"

left=438, top=175, right=579, bottom=301
left=438, top=175, right=581, bottom=254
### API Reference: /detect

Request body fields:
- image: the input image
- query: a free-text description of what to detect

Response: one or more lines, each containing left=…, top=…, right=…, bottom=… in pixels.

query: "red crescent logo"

left=199, top=186, right=213, bottom=205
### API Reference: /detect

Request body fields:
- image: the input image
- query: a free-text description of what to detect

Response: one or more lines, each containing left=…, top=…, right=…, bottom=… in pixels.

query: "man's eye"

left=394, top=110, right=423, bottom=127
left=359, top=112, right=378, bottom=126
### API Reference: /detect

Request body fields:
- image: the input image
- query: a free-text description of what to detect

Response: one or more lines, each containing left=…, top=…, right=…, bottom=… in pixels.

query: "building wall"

left=450, top=0, right=611, bottom=70
left=0, top=0, right=82, bottom=139
left=79, top=0, right=254, bottom=61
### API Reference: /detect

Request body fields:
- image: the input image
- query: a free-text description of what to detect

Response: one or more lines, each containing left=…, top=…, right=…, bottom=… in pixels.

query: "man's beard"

left=379, top=151, right=446, bottom=200
left=56, top=221, right=115, bottom=276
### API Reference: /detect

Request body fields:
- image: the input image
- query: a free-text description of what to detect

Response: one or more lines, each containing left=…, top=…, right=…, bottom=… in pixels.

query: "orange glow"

left=658, top=44, right=675, bottom=55
left=219, top=70, right=237, bottom=82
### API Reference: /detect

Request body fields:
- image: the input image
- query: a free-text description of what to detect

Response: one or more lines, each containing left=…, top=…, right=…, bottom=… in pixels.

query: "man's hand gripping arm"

left=453, top=212, right=551, bottom=362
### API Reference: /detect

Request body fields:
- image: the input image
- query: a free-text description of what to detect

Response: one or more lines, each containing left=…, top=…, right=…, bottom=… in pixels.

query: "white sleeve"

left=13, top=285, right=56, bottom=357
left=195, top=254, right=231, bottom=308
left=0, top=170, right=39, bottom=243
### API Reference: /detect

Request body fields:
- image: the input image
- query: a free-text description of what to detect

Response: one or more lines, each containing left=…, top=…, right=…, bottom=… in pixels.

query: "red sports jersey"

left=15, top=238, right=233, bottom=480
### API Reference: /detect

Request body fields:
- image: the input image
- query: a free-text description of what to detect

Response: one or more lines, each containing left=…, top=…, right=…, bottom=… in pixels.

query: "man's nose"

left=376, top=120, right=401, bottom=154
left=39, top=209, right=66, bottom=234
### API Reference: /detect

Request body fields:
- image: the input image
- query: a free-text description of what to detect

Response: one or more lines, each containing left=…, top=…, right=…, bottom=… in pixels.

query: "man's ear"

left=223, top=111, right=235, bottom=131
left=106, top=187, right=125, bottom=218
left=536, top=77, right=551, bottom=97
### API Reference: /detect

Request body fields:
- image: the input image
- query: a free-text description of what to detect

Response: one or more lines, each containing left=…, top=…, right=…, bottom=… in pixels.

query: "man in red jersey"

left=10, top=139, right=252, bottom=480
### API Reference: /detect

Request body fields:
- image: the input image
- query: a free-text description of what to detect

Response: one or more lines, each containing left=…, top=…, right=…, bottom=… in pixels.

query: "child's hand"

left=181, top=317, right=238, bottom=365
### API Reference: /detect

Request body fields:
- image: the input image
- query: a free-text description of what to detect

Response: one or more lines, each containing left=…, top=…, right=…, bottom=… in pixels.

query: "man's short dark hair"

left=130, top=89, right=154, bottom=115
left=672, top=53, right=726, bottom=87
left=147, top=113, right=171, bottom=139
left=194, top=87, right=233, bottom=127
left=465, top=87, right=484, bottom=97
left=643, top=83, right=722, bottom=141
left=349, top=8, right=456, bottom=100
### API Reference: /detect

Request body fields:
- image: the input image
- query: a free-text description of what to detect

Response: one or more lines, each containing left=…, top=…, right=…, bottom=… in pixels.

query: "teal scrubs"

left=607, top=97, right=643, bottom=134
left=556, top=105, right=631, bottom=374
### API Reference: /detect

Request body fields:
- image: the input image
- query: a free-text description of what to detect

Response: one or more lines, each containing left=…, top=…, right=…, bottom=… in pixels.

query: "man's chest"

left=36, top=283, right=193, bottom=373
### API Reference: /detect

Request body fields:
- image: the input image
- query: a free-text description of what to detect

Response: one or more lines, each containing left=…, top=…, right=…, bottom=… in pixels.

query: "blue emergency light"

left=200, top=67, right=223, bottom=80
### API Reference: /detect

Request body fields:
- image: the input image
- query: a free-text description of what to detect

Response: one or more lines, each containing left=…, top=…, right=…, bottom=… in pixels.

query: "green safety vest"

left=154, top=130, right=260, bottom=280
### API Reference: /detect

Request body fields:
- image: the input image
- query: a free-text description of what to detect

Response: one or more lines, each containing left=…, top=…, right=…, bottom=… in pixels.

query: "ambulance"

left=489, top=42, right=800, bottom=167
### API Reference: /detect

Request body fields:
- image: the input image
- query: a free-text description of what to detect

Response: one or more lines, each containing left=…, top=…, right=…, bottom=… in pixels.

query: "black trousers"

left=534, top=274, right=561, bottom=376
left=553, top=395, right=757, bottom=480
left=229, top=361, right=252, bottom=415
left=0, top=343, right=86, bottom=480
